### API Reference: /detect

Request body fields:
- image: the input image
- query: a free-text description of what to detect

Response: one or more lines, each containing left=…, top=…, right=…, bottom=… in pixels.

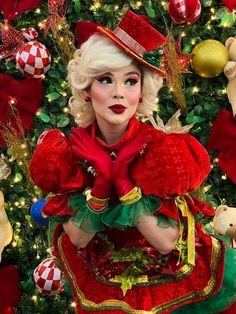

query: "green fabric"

left=156, top=214, right=178, bottom=228
left=102, top=195, right=161, bottom=230
left=172, top=239, right=236, bottom=314
left=69, top=194, right=105, bottom=232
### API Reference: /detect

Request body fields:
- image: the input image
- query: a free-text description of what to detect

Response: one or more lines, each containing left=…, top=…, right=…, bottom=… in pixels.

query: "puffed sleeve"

left=131, top=129, right=214, bottom=219
left=29, top=129, right=89, bottom=194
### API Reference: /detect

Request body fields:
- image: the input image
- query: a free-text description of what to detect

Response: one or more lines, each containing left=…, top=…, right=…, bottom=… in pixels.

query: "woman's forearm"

left=137, top=215, right=180, bottom=255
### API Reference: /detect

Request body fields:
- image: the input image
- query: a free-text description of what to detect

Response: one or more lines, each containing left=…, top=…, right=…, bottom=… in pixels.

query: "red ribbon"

left=43, top=0, right=67, bottom=34
left=0, top=0, right=43, bottom=21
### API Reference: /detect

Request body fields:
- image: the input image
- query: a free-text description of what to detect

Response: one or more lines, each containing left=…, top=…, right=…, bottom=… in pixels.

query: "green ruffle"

left=69, top=194, right=104, bottom=233
left=102, top=195, right=161, bottom=230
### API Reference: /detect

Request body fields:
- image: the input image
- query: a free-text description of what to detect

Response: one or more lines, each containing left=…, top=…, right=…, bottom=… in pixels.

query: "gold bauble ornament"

left=191, top=39, right=229, bottom=78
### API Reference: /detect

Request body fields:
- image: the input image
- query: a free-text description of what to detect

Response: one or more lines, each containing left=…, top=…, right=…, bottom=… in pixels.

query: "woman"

left=30, top=10, right=236, bottom=314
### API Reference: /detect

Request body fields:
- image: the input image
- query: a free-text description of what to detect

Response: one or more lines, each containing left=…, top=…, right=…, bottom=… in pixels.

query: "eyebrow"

left=102, top=71, right=141, bottom=76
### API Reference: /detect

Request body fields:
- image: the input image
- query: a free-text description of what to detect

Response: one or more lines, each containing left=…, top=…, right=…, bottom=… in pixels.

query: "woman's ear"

left=82, top=89, right=91, bottom=103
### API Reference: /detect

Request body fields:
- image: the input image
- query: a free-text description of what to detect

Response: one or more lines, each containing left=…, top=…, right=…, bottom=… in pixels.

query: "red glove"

left=112, top=131, right=151, bottom=199
left=69, top=127, right=112, bottom=203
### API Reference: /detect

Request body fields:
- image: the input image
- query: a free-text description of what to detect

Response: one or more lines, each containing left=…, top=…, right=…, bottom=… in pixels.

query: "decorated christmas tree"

left=0, top=0, right=236, bottom=313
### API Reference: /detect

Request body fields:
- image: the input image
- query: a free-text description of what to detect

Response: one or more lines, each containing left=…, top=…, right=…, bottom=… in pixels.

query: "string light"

left=70, top=302, right=76, bottom=308
left=31, top=295, right=37, bottom=302
left=192, top=86, right=200, bottom=93
left=63, top=107, right=69, bottom=113
left=221, top=174, right=227, bottom=180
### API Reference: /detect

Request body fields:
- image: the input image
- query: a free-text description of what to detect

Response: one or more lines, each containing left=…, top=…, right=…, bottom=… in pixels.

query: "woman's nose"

left=112, top=83, right=124, bottom=99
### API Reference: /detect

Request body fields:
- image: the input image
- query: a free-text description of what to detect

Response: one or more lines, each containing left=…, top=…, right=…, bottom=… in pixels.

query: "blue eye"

left=125, top=78, right=139, bottom=86
left=96, top=76, right=112, bottom=84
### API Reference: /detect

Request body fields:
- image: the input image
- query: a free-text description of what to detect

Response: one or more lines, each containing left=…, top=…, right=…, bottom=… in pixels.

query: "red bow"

left=0, top=73, right=43, bottom=147
left=43, top=0, right=68, bottom=34
left=222, top=0, right=236, bottom=11
left=207, top=109, right=236, bottom=183
left=0, top=0, right=43, bottom=20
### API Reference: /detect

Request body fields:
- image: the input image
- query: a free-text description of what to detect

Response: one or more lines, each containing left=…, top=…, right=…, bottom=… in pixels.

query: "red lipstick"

left=109, top=105, right=126, bottom=114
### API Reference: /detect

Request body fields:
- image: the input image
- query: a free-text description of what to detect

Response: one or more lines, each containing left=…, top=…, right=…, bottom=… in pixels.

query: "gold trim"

left=58, top=232, right=222, bottom=313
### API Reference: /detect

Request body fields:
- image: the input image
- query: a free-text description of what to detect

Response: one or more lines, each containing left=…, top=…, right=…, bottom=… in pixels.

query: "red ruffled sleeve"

left=29, top=130, right=90, bottom=216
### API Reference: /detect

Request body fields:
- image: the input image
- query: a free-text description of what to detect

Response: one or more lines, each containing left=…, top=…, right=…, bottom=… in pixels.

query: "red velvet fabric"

left=0, top=73, right=43, bottom=147
left=0, top=0, right=43, bottom=20
left=53, top=224, right=225, bottom=313
left=221, top=0, right=236, bottom=11
left=0, top=265, right=21, bottom=314
left=132, top=130, right=211, bottom=198
left=207, top=109, right=236, bottom=184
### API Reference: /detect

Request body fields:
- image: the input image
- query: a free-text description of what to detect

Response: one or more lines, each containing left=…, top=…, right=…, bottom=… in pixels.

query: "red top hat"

left=76, top=10, right=166, bottom=75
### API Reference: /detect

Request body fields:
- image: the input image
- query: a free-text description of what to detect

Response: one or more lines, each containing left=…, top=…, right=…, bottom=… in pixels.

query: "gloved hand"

left=69, top=127, right=113, bottom=211
left=112, top=131, right=151, bottom=203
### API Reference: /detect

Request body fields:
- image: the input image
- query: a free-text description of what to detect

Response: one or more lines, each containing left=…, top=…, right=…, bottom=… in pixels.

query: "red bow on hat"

left=0, top=73, right=43, bottom=147
left=222, top=0, right=236, bottom=11
left=207, top=109, right=236, bottom=183
left=0, top=265, right=21, bottom=314
left=0, top=0, right=43, bottom=20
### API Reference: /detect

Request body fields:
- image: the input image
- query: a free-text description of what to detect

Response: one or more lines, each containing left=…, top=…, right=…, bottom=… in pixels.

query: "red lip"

left=109, top=104, right=126, bottom=114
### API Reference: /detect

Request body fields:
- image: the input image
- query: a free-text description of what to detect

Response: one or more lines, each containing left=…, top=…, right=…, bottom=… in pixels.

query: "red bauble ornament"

left=168, top=0, right=201, bottom=25
left=15, top=41, right=51, bottom=78
left=33, top=258, right=64, bottom=296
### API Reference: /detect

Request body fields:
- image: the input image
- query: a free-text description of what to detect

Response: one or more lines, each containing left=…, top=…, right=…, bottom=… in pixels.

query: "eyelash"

left=96, top=77, right=139, bottom=86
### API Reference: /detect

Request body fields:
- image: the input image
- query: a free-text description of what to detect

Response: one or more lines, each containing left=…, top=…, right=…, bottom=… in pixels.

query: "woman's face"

left=86, top=64, right=142, bottom=130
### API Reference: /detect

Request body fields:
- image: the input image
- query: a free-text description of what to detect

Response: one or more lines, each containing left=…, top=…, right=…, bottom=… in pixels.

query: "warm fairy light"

left=20, top=200, right=25, bottom=206
left=192, top=86, right=200, bottom=93
left=62, top=92, right=67, bottom=97
left=211, top=15, right=216, bottom=20
left=23, top=152, right=28, bottom=157
left=63, top=107, right=69, bottom=113
left=114, top=5, right=119, bottom=10
left=32, top=197, right=38, bottom=202
left=214, top=158, right=219, bottom=163
left=136, top=1, right=142, bottom=7
left=180, top=31, right=186, bottom=37
left=21, top=144, right=27, bottom=149
left=38, top=22, right=44, bottom=28
left=191, top=38, right=196, bottom=45
left=35, top=8, right=41, bottom=14
left=210, top=164, right=213, bottom=169
left=36, top=254, right=40, bottom=259
left=60, top=37, right=64, bottom=42
left=210, top=7, right=215, bottom=14
left=70, top=302, right=76, bottom=308
left=46, top=248, right=52, bottom=254
left=36, top=109, right=41, bottom=116
left=12, top=241, right=17, bottom=247
left=33, top=244, right=37, bottom=249
left=221, top=174, right=227, bottom=180
left=31, top=295, right=37, bottom=302
left=221, top=88, right=227, bottom=94
left=18, top=161, right=23, bottom=166
left=161, top=1, right=166, bottom=6
left=14, top=201, right=20, bottom=206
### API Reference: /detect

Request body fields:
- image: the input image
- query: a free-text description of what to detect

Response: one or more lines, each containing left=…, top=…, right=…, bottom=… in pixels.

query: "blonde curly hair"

left=67, top=34, right=163, bottom=127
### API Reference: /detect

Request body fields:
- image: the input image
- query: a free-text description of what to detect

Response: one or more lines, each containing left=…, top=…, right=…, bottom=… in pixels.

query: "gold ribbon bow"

left=175, top=196, right=195, bottom=266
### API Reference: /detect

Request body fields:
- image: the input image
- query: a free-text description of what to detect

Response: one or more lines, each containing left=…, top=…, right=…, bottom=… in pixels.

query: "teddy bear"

left=0, top=190, right=13, bottom=261
left=223, top=37, right=236, bottom=117
left=213, top=205, right=236, bottom=248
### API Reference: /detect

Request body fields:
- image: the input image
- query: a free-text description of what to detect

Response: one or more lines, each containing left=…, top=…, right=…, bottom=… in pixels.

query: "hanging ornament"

left=30, top=199, right=48, bottom=227
left=15, top=41, right=51, bottom=78
left=0, top=0, right=43, bottom=21
left=221, top=0, right=236, bottom=11
left=191, top=39, right=229, bottom=77
left=33, top=258, right=64, bottom=296
left=168, top=0, right=202, bottom=25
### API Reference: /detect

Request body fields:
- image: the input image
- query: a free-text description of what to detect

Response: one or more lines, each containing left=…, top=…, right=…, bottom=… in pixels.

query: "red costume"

left=30, top=117, right=236, bottom=314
